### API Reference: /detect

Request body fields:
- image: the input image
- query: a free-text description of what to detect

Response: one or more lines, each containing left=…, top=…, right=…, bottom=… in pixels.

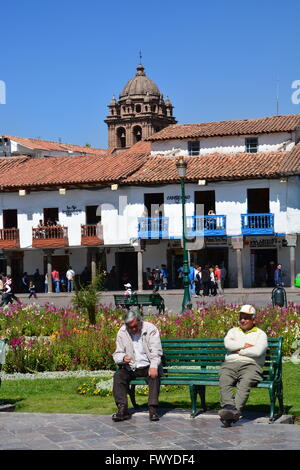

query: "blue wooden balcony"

left=186, top=215, right=226, bottom=237
left=138, top=217, right=169, bottom=239
left=241, top=213, right=274, bottom=235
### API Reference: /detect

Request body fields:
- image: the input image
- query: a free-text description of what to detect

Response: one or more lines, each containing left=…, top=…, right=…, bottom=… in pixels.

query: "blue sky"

left=1, top=0, right=300, bottom=148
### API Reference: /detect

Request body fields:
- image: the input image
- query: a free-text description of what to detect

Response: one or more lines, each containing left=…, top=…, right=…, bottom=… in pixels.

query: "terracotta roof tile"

left=5, top=135, right=108, bottom=155
left=146, top=114, right=300, bottom=141
left=125, top=148, right=300, bottom=184
left=0, top=156, right=30, bottom=175
left=0, top=151, right=148, bottom=189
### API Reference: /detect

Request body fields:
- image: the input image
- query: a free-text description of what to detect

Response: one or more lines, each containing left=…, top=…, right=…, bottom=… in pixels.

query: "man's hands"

left=123, top=356, right=158, bottom=378
left=233, top=343, right=254, bottom=354
left=148, top=367, right=158, bottom=378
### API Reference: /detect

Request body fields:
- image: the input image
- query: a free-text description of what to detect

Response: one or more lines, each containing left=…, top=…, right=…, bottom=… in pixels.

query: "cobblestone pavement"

left=0, top=410, right=299, bottom=450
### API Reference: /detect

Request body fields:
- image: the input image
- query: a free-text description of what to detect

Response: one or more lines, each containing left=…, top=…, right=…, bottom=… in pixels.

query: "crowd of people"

left=177, top=263, right=227, bottom=297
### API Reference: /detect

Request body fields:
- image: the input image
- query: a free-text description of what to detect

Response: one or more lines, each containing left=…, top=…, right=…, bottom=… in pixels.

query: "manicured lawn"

left=1, top=363, right=299, bottom=423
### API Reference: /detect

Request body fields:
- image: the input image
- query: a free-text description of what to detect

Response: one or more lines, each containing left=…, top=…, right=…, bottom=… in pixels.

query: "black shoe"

left=218, top=406, right=240, bottom=425
left=149, top=406, right=160, bottom=421
left=112, top=404, right=131, bottom=422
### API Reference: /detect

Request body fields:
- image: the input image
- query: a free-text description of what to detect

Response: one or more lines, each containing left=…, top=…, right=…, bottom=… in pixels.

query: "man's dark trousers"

left=113, top=366, right=160, bottom=407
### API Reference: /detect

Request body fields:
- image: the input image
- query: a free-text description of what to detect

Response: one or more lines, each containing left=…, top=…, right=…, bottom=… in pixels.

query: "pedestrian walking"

left=220, top=264, right=227, bottom=291
left=21, top=272, right=29, bottom=293
left=66, top=266, right=75, bottom=292
left=274, top=264, right=283, bottom=286
left=28, top=281, right=37, bottom=299
left=152, top=267, right=161, bottom=292
left=194, top=266, right=203, bottom=296
left=209, top=267, right=217, bottom=296
left=51, top=269, right=60, bottom=293
left=33, top=269, right=42, bottom=292
left=215, top=265, right=223, bottom=295
left=202, top=266, right=211, bottom=296
left=145, top=268, right=153, bottom=290
left=0, top=275, right=21, bottom=306
left=160, top=264, right=168, bottom=290
left=189, top=264, right=195, bottom=296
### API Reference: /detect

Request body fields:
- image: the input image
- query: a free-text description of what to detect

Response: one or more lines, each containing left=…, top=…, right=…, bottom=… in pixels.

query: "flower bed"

left=0, top=300, right=299, bottom=373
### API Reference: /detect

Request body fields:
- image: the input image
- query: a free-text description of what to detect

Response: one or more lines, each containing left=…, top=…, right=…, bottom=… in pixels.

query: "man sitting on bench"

left=218, top=304, right=268, bottom=427
left=112, top=310, right=162, bottom=422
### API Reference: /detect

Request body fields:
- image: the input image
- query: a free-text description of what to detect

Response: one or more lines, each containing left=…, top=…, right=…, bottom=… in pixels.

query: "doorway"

left=3, top=209, right=18, bottom=228
left=115, top=252, right=137, bottom=290
left=195, top=191, right=215, bottom=215
left=250, top=248, right=277, bottom=287
left=247, top=189, right=269, bottom=213
left=44, top=208, right=59, bottom=225
left=86, top=206, right=101, bottom=224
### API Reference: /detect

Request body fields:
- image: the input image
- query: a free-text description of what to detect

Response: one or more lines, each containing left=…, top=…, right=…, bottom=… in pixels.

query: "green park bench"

left=114, top=293, right=165, bottom=314
left=0, top=338, right=8, bottom=388
left=127, top=337, right=283, bottom=421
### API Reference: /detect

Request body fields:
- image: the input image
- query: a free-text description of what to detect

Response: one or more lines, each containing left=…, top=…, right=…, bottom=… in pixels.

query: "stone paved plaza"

left=0, top=409, right=299, bottom=450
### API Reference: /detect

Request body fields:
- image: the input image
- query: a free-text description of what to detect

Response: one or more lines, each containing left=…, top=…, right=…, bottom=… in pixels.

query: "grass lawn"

left=0, top=363, right=299, bottom=423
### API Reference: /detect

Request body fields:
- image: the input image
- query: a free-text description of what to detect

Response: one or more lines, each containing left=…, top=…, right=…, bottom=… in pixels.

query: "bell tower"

left=105, top=63, right=176, bottom=149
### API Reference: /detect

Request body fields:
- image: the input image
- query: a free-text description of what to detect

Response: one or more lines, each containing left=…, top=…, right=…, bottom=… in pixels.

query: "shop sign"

left=62, top=205, right=82, bottom=216
left=166, top=195, right=191, bottom=203
left=206, top=237, right=228, bottom=247
left=249, top=238, right=277, bottom=248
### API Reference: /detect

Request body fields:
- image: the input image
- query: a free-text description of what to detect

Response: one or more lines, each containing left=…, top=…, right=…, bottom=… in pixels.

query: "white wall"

left=1, top=177, right=299, bottom=249
left=151, top=132, right=294, bottom=156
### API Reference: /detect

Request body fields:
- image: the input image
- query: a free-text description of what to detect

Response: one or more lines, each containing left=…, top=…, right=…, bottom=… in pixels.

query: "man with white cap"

left=218, top=304, right=268, bottom=427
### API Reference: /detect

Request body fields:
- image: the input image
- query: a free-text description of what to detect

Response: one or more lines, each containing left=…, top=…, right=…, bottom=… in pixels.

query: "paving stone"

left=0, top=411, right=299, bottom=450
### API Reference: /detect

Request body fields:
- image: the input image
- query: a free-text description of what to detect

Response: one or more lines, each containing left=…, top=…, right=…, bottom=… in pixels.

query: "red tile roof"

left=0, top=141, right=299, bottom=190
left=146, top=114, right=300, bottom=141
left=124, top=148, right=300, bottom=184
left=5, top=135, right=108, bottom=155
left=0, top=156, right=30, bottom=175
left=0, top=152, right=148, bottom=189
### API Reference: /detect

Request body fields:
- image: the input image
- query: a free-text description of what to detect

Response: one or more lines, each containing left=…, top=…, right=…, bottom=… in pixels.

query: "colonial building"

left=0, top=66, right=299, bottom=292
left=105, top=63, right=176, bottom=150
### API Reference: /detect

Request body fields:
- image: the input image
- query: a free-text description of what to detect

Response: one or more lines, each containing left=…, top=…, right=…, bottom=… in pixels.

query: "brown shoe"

left=112, top=404, right=131, bottom=422
left=149, top=405, right=160, bottom=421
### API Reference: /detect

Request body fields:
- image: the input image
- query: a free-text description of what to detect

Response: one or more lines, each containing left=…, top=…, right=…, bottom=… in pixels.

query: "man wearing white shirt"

left=66, top=266, right=75, bottom=292
left=218, top=304, right=268, bottom=427
left=112, top=310, right=162, bottom=422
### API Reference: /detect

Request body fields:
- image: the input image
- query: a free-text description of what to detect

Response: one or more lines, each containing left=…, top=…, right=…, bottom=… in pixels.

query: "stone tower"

left=105, top=63, right=177, bottom=149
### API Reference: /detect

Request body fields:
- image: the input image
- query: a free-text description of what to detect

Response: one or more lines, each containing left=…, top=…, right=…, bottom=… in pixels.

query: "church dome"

left=120, top=64, right=161, bottom=99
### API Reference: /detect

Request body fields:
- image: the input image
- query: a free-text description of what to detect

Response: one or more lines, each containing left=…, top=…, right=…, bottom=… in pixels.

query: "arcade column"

left=43, top=249, right=54, bottom=293
left=231, top=236, right=244, bottom=290
left=286, top=234, right=298, bottom=288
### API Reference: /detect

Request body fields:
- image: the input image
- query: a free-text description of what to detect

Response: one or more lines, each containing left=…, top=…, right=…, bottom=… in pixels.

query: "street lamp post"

left=176, top=157, right=192, bottom=313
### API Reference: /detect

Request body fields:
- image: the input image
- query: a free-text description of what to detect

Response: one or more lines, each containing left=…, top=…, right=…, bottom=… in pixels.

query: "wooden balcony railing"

left=241, top=213, right=274, bottom=235
left=32, top=226, right=69, bottom=247
left=186, top=215, right=227, bottom=237
left=81, top=224, right=103, bottom=246
left=0, top=228, right=20, bottom=248
left=138, top=217, right=169, bottom=239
